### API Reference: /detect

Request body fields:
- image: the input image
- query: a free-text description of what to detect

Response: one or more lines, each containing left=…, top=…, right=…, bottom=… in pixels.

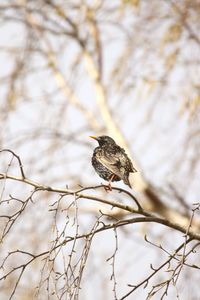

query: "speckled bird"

left=90, top=135, right=137, bottom=190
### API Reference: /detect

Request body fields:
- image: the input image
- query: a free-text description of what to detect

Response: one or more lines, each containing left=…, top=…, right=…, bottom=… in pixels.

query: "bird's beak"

left=89, top=136, right=98, bottom=140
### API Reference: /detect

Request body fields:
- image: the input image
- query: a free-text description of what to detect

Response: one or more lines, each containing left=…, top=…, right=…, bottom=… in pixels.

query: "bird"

left=90, top=135, right=137, bottom=190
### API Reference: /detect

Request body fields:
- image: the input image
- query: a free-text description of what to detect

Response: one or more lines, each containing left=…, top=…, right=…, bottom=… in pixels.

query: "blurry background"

left=0, top=0, right=200, bottom=299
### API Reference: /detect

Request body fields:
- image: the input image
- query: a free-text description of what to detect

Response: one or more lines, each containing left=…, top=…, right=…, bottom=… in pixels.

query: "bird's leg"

left=104, top=174, right=116, bottom=192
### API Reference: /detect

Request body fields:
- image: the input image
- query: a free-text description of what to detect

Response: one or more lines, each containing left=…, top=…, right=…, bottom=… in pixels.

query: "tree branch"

left=1, top=173, right=200, bottom=241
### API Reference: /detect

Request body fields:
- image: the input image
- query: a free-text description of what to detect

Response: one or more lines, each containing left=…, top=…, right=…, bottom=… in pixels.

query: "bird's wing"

left=95, top=146, right=137, bottom=179
left=97, top=151, right=129, bottom=179
left=97, top=155, right=122, bottom=178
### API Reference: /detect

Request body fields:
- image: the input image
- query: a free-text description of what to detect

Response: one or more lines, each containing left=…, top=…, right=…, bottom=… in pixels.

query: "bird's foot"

left=104, top=174, right=116, bottom=192
left=104, top=183, right=112, bottom=192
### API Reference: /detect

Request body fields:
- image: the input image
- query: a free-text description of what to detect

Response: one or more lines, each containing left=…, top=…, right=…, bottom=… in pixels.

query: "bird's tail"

left=123, top=175, right=132, bottom=189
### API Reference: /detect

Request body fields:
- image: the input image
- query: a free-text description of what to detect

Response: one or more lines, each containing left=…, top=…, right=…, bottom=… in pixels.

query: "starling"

left=90, top=135, right=137, bottom=190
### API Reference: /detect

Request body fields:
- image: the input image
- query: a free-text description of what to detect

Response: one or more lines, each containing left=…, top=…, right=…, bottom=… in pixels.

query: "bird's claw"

left=104, top=183, right=112, bottom=192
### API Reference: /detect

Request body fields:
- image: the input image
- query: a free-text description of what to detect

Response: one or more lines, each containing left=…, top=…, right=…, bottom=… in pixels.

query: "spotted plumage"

left=90, top=135, right=137, bottom=189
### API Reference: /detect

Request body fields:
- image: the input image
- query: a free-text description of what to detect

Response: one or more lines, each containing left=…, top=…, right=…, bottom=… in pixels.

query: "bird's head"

left=89, top=135, right=116, bottom=147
